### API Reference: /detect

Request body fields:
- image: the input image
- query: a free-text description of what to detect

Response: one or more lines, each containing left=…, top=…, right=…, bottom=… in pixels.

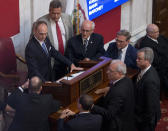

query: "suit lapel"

left=124, top=44, right=130, bottom=63
left=46, top=15, right=53, bottom=46
left=33, top=37, right=49, bottom=58
left=61, top=15, right=67, bottom=40
left=78, top=35, right=86, bottom=57
left=87, top=34, right=94, bottom=54
left=113, top=43, right=119, bottom=59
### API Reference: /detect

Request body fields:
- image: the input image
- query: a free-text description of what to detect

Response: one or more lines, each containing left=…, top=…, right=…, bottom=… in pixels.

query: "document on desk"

left=57, top=71, right=85, bottom=82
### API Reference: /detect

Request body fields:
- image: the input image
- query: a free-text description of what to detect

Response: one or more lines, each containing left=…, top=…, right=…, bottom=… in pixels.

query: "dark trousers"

left=136, top=122, right=156, bottom=131
left=52, top=62, right=67, bottom=81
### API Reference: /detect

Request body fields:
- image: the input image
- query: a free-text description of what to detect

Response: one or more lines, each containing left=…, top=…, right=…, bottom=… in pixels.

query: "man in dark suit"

left=139, top=24, right=168, bottom=95
left=6, top=76, right=61, bottom=131
left=57, top=94, right=102, bottom=131
left=91, top=60, right=135, bottom=131
left=65, top=20, right=105, bottom=66
left=135, top=47, right=161, bottom=131
left=38, top=0, right=74, bottom=80
left=25, top=21, right=82, bottom=82
left=105, top=30, right=137, bottom=69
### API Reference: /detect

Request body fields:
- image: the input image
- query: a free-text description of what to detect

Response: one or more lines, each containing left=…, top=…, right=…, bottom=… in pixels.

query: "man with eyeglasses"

left=105, top=29, right=137, bottom=69
left=139, top=24, right=168, bottom=97
left=25, top=21, right=82, bottom=82
left=91, top=60, right=135, bottom=131
left=64, top=20, right=105, bottom=66
left=38, top=0, right=73, bottom=80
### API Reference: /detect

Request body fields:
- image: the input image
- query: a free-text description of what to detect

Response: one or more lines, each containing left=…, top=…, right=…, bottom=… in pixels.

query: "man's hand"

left=21, top=79, right=29, bottom=89
left=83, top=58, right=90, bottom=61
left=59, top=109, right=75, bottom=119
left=95, top=87, right=110, bottom=96
left=70, top=64, right=83, bottom=72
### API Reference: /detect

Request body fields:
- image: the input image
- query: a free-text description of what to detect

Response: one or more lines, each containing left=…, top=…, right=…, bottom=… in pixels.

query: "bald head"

left=81, top=20, right=95, bottom=39
left=146, top=24, right=159, bottom=40
left=29, top=76, right=42, bottom=93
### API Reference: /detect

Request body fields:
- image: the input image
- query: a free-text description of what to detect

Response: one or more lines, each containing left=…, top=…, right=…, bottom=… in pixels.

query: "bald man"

left=65, top=20, right=105, bottom=66
left=91, top=60, right=135, bottom=131
left=25, top=21, right=82, bottom=82
left=6, top=76, right=60, bottom=131
left=139, top=24, right=168, bottom=96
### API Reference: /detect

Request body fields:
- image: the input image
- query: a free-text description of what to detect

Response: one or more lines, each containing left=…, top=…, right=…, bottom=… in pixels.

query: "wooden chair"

left=0, top=38, right=27, bottom=93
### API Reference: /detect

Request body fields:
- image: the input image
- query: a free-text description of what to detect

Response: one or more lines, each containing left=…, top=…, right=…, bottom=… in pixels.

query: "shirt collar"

left=147, top=35, right=158, bottom=44
left=83, top=36, right=90, bottom=44
left=79, top=111, right=90, bottom=114
left=34, top=36, right=44, bottom=46
left=140, top=65, right=151, bottom=77
left=121, top=44, right=128, bottom=52
left=113, top=76, right=124, bottom=85
left=50, top=17, right=62, bottom=24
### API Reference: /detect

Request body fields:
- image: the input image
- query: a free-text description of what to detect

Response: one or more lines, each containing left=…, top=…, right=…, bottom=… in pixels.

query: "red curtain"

left=93, top=6, right=121, bottom=43
left=0, top=0, right=20, bottom=37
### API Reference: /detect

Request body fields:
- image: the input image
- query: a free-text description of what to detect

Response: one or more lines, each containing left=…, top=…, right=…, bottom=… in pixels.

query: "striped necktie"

left=83, top=39, right=88, bottom=52
left=42, top=42, right=48, bottom=55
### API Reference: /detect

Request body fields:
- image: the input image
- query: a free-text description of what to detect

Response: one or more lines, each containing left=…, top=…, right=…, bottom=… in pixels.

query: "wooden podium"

left=42, top=57, right=138, bottom=131
left=42, top=57, right=112, bottom=107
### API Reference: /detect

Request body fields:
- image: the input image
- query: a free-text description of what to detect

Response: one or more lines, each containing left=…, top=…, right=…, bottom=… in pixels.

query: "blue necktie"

left=42, top=42, right=48, bottom=55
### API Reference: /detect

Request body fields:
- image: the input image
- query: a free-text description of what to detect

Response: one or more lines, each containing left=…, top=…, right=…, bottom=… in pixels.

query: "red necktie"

left=56, top=22, right=64, bottom=55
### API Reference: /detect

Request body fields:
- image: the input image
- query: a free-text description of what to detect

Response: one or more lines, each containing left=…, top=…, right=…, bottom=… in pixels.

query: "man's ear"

left=127, top=39, right=130, bottom=43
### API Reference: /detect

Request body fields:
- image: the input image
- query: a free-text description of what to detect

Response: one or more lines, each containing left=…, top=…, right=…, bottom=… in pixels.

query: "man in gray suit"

left=38, top=0, right=73, bottom=80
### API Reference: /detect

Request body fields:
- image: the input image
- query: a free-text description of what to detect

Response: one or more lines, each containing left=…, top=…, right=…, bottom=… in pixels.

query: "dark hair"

left=29, top=77, right=43, bottom=93
left=49, top=0, right=62, bottom=9
left=79, top=94, right=93, bottom=110
left=117, top=29, right=131, bottom=40
left=34, top=21, right=48, bottom=30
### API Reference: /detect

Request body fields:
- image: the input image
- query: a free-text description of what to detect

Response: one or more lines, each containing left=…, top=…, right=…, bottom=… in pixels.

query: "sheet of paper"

left=56, top=71, right=85, bottom=82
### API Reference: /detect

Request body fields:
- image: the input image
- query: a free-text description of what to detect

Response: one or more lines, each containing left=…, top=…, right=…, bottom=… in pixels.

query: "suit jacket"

left=135, top=66, right=161, bottom=126
left=38, top=13, right=73, bottom=49
left=38, top=13, right=73, bottom=80
left=139, top=35, right=168, bottom=72
left=7, top=88, right=60, bottom=131
left=65, top=33, right=105, bottom=65
left=92, top=77, right=135, bottom=131
left=57, top=113, right=102, bottom=131
left=105, top=42, right=137, bottom=69
left=25, top=36, right=72, bottom=82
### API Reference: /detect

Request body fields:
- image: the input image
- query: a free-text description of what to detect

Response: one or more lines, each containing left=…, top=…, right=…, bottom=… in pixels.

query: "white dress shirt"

left=50, top=18, right=66, bottom=50
left=120, top=44, right=128, bottom=62
left=147, top=36, right=158, bottom=44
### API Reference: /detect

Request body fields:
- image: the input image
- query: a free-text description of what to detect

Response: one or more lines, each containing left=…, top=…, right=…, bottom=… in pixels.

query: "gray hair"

left=117, top=29, right=131, bottom=40
left=49, top=0, right=62, bottom=9
left=111, top=60, right=127, bottom=75
left=137, top=47, right=154, bottom=64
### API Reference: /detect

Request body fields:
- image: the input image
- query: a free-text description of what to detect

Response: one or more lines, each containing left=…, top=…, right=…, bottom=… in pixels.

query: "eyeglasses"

left=107, top=69, right=117, bottom=73
left=81, top=29, right=92, bottom=33
left=115, top=39, right=126, bottom=44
